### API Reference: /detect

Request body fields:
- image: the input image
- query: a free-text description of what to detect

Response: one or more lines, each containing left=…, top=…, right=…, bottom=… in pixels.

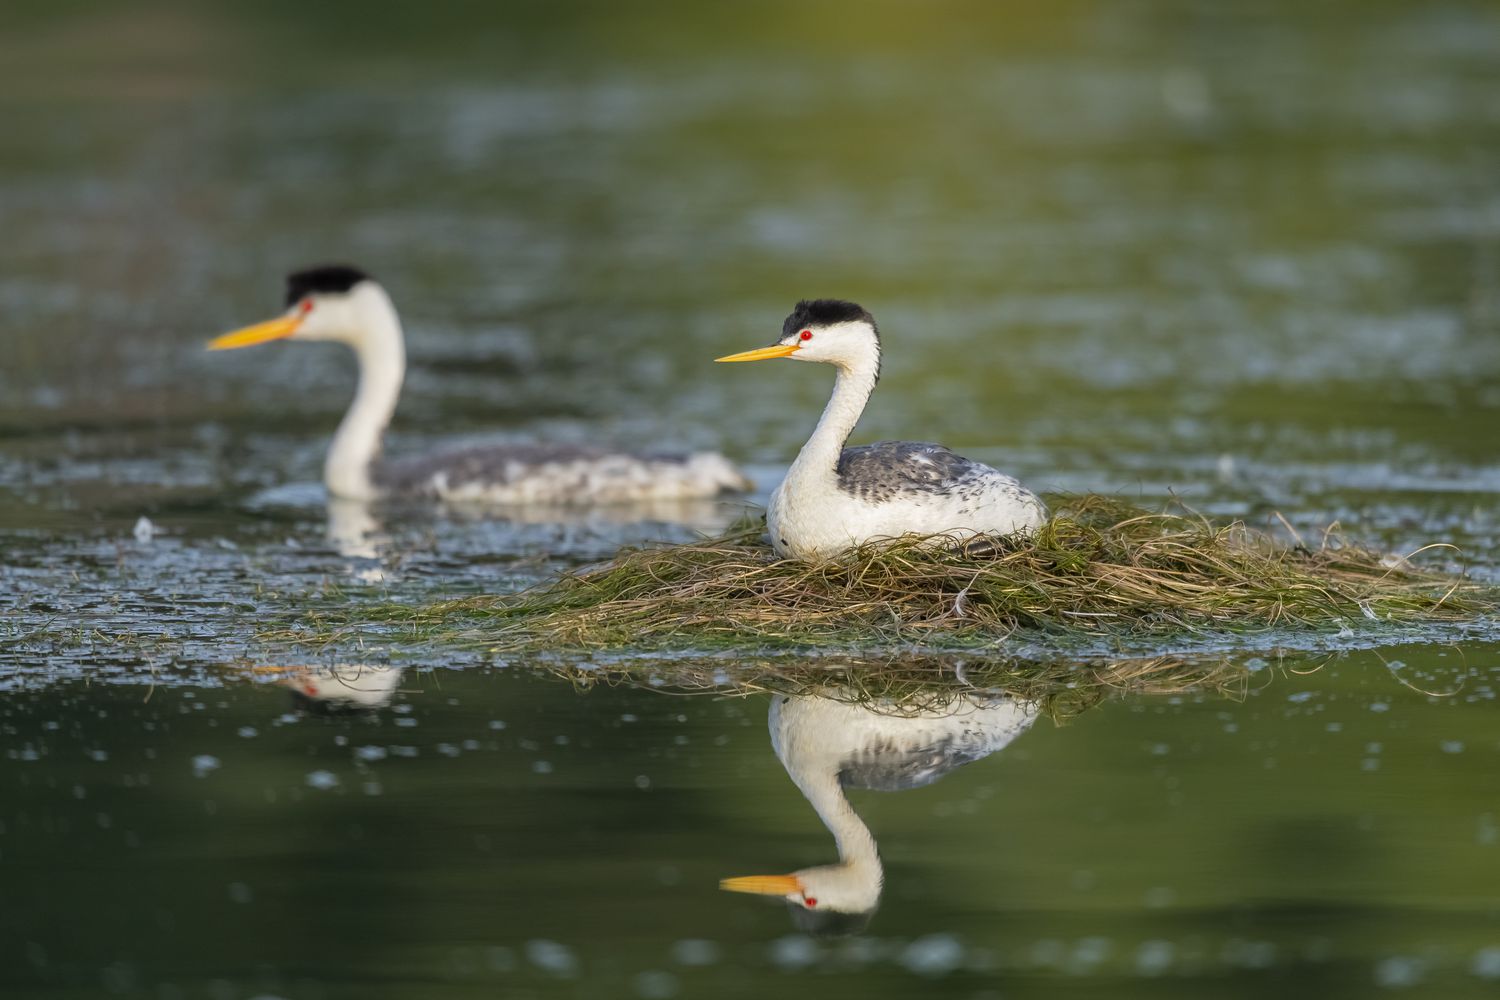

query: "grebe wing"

left=375, top=442, right=607, bottom=494
left=838, top=735, right=993, bottom=791
left=835, top=441, right=991, bottom=502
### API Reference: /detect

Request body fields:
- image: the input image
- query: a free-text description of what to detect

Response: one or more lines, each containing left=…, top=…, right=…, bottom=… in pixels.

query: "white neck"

left=792, top=759, right=883, bottom=892
left=782, top=352, right=879, bottom=497
left=324, top=288, right=405, bottom=500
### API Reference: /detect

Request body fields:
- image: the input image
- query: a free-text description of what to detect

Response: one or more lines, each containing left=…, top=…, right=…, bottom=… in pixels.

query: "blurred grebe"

left=211, top=265, right=751, bottom=504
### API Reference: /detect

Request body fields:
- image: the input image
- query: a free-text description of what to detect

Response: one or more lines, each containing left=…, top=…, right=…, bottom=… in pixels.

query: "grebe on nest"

left=210, top=265, right=751, bottom=504
left=716, top=300, right=1044, bottom=559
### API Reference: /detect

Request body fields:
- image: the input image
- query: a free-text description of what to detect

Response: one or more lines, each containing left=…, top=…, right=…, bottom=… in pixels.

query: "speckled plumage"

left=836, top=441, right=998, bottom=503
left=375, top=443, right=751, bottom=505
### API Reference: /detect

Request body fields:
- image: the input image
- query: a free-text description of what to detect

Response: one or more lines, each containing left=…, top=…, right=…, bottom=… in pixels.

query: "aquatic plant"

left=282, top=495, right=1492, bottom=653
left=545, top=651, right=1251, bottom=722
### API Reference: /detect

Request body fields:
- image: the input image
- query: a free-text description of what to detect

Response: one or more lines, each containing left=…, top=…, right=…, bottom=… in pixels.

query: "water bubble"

left=228, top=882, right=253, bottom=904
left=1066, top=937, right=1112, bottom=974
left=901, top=934, right=965, bottom=977
left=669, top=939, right=720, bottom=966
left=525, top=940, right=579, bottom=977
left=1143, top=887, right=1176, bottom=908
left=769, top=935, right=820, bottom=970
left=191, top=755, right=221, bottom=778
left=1135, top=941, right=1175, bottom=976
left=1440, top=741, right=1465, bottom=754
left=1473, top=946, right=1500, bottom=979
left=1030, top=939, right=1065, bottom=967
left=305, top=770, right=339, bottom=790
left=633, top=970, right=679, bottom=999
left=1374, top=955, right=1425, bottom=988
left=354, top=746, right=387, bottom=762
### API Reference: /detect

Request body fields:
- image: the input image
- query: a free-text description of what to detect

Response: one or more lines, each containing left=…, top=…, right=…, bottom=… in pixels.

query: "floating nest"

left=288, top=495, right=1493, bottom=654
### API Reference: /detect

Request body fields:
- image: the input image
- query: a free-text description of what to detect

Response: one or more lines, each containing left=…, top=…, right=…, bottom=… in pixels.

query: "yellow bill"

left=715, top=343, right=800, bottom=363
left=719, top=874, right=803, bottom=896
left=207, top=314, right=303, bottom=351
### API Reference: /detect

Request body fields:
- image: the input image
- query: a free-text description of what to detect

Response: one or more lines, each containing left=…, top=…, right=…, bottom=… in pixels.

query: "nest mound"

left=362, top=495, right=1489, bottom=652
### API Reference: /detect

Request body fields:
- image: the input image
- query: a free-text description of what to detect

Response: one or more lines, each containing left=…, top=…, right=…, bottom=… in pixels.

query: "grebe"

left=716, top=300, right=1045, bottom=559
left=210, top=265, right=752, bottom=504
left=721, top=691, right=1037, bottom=932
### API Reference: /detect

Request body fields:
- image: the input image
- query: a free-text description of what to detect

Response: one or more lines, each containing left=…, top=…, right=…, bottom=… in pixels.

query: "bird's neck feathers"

left=325, top=286, right=406, bottom=500
left=793, top=763, right=883, bottom=909
left=783, top=349, right=880, bottom=495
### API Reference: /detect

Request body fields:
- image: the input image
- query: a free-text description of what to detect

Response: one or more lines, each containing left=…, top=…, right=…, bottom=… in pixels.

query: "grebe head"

left=716, top=299, right=880, bottom=371
left=208, top=264, right=393, bottom=352
left=720, top=863, right=880, bottom=933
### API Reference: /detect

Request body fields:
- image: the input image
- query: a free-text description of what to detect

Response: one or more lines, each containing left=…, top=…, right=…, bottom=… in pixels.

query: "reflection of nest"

left=542, top=651, right=1250, bottom=722
left=320, top=495, right=1489, bottom=655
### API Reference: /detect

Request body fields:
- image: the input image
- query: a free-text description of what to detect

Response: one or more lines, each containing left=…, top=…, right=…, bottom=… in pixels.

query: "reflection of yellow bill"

left=719, top=873, right=803, bottom=896
left=207, top=314, right=302, bottom=350
left=714, top=343, right=800, bottom=363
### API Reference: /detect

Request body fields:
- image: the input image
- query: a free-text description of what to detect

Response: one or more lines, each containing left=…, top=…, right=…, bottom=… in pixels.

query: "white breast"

left=767, top=470, right=1046, bottom=560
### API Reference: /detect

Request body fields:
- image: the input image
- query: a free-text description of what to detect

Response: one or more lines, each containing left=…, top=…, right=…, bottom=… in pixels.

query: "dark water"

left=3, top=2, right=1500, bottom=996
left=2, top=655, right=1498, bottom=999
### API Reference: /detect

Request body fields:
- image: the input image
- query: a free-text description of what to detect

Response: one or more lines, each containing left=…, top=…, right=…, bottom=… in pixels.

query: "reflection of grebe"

left=716, top=300, right=1045, bottom=559
left=271, top=664, right=404, bottom=714
left=321, top=493, right=750, bottom=581
left=722, top=692, right=1036, bottom=933
left=210, top=265, right=751, bottom=504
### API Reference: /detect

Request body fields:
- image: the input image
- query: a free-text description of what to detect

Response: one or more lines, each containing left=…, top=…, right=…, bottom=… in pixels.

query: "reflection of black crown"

left=788, top=903, right=875, bottom=937
left=285, top=264, right=371, bottom=306
left=287, top=690, right=379, bottom=717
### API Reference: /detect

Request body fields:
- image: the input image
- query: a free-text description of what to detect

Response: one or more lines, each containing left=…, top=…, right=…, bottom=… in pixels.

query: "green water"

left=2, top=2, right=1499, bottom=997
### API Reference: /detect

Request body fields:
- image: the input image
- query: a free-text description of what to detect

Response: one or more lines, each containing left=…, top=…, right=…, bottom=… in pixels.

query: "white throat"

left=796, top=764, right=883, bottom=889
left=781, top=349, right=879, bottom=498
left=324, top=286, right=405, bottom=500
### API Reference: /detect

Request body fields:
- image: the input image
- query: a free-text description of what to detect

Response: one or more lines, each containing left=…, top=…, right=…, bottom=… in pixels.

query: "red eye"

left=804, top=896, right=818, bottom=907
left=799, top=330, right=812, bottom=341
left=300, top=299, right=314, bottom=314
